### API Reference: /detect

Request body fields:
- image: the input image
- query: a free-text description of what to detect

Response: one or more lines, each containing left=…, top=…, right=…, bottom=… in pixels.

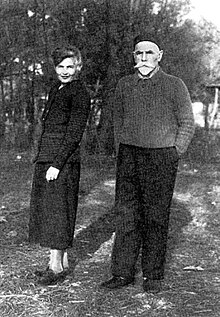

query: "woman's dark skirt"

left=29, top=162, right=80, bottom=249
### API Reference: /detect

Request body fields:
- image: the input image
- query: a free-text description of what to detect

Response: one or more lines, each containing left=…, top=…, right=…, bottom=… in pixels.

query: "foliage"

left=0, top=0, right=219, bottom=153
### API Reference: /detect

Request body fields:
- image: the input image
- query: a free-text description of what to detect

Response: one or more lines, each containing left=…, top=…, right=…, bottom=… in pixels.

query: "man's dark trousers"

left=111, top=143, right=179, bottom=280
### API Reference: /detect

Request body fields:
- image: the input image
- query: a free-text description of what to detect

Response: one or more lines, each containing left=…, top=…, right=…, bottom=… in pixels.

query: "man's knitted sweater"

left=113, top=68, right=195, bottom=155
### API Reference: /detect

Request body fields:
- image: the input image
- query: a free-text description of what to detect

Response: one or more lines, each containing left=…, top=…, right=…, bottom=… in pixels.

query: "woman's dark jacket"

left=34, top=79, right=90, bottom=170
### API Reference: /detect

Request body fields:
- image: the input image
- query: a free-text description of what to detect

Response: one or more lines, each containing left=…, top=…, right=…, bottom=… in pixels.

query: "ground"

left=1, top=127, right=220, bottom=317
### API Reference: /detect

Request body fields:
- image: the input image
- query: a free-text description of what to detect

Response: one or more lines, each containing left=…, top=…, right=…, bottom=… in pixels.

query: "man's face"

left=133, top=41, right=163, bottom=76
left=55, top=57, right=77, bottom=84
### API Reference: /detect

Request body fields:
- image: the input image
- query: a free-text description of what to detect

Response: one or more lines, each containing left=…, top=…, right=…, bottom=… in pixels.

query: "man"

left=101, top=34, right=195, bottom=293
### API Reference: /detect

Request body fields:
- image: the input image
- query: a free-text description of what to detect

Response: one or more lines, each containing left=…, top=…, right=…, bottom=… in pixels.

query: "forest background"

left=0, top=0, right=220, bottom=156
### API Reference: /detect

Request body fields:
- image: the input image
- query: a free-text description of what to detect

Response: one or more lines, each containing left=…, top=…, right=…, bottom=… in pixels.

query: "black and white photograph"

left=0, top=0, right=220, bottom=316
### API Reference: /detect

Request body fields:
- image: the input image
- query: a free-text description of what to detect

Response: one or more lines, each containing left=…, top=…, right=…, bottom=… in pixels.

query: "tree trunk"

left=97, top=0, right=119, bottom=155
left=0, top=80, right=5, bottom=145
left=98, top=0, right=133, bottom=155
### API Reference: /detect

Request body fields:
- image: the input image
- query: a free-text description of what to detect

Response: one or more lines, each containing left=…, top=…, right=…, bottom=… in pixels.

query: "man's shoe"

left=100, top=276, right=134, bottom=289
left=143, top=279, right=162, bottom=294
left=37, top=269, right=67, bottom=286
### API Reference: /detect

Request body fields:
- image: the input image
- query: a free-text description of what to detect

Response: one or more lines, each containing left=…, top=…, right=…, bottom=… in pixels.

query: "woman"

left=29, top=46, right=90, bottom=285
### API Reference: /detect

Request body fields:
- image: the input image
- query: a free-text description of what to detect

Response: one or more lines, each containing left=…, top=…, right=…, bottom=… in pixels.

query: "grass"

left=1, top=128, right=220, bottom=316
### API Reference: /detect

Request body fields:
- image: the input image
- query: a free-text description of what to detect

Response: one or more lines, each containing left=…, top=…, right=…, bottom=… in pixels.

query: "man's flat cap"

left=133, top=33, right=162, bottom=49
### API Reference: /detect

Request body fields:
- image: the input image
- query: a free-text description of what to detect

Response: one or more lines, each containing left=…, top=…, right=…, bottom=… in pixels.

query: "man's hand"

left=46, top=166, right=60, bottom=182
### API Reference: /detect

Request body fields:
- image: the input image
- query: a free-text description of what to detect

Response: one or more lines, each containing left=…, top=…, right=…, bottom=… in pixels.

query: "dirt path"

left=1, top=152, right=220, bottom=316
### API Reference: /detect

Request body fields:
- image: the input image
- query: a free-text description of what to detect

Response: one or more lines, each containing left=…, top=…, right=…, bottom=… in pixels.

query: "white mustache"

left=134, top=62, right=153, bottom=69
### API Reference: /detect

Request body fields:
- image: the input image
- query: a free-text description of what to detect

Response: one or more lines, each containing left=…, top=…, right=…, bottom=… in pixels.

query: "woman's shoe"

left=34, top=266, right=70, bottom=278
left=34, top=266, right=49, bottom=277
left=37, top=269, right=67, bottom=286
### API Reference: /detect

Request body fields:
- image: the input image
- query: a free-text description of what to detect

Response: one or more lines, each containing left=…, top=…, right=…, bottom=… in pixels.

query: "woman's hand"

left=46, top=166, right=60, bottom=182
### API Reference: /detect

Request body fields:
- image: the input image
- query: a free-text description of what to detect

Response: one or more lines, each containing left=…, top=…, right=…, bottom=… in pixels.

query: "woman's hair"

left=51, top=46, right=83, bottom=72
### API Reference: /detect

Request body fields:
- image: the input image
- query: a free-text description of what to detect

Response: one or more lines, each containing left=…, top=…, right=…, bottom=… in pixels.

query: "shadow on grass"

left=73, top=206, right=116, bottom=261
left=70, top=197, right=192, bottom=279
left=166, top=198, right=192, bottom=268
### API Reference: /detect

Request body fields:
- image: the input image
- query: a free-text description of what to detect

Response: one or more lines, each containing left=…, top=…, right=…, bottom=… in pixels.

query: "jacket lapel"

left=42, top=83, right=59, bottom=121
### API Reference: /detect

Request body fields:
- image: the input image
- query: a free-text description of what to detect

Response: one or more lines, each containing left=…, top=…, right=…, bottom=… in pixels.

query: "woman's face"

left=55, top=57, right=77, bottom=84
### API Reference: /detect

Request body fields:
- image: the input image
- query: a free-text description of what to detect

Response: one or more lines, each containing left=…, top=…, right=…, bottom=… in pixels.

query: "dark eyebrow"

left=135, top=50, right=155, bottom=54
left=57, top=64, right=74, bottom=67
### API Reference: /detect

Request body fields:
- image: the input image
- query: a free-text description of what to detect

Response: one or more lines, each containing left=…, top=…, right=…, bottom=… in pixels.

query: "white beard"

left=137, top=66, right=154, bottom=76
